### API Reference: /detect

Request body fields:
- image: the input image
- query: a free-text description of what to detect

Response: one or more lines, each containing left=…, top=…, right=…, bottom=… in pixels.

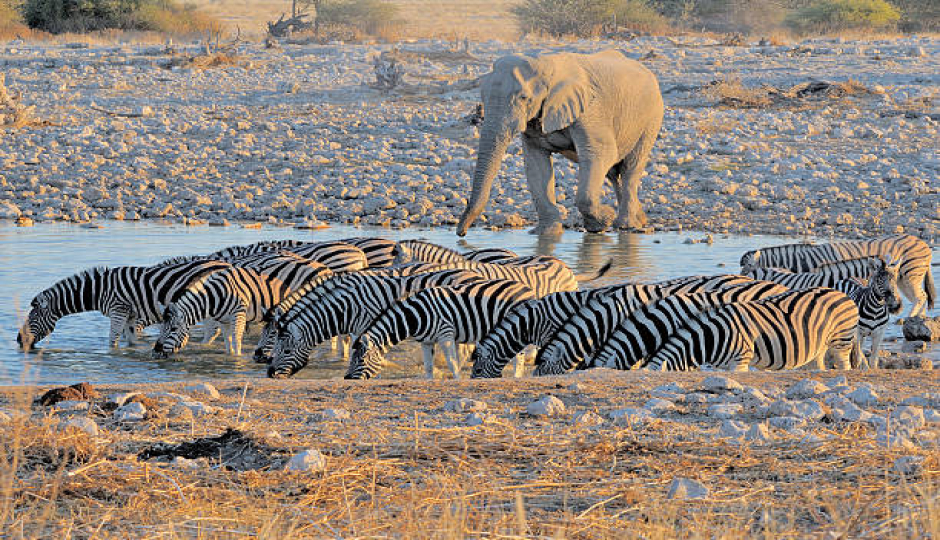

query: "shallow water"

left=1, top=223, right=936, bottom=385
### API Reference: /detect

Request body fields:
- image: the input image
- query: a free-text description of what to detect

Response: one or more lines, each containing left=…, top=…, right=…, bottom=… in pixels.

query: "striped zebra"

left=740, top=234, right=934, bottom=317
left=470, top=287, right=616, bottom=378
left=339, top=237, right=398, bottom=268
left=644, top=287, right=859, bottom=371
left=153, top=266, right=293, bottom=357
left=17, top=259, right=231, bottom=350
left=588, top=285, right=791, bottom=371
left=345, top=279, right=537, bottom=380
left=391, top=239, right=517, bottom=265
left=532, top=274, right=755, bottom=376
left=211, top=240, right=369, bottom=273
left=831, top=260, right=903, bottom=370
left=266, top=269, right=483, bottom=378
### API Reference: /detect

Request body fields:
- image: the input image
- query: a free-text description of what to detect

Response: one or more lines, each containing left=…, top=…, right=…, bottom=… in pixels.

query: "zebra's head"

left=391, top=243, right=413, bottom=265
left=267, top=327, right=311, bottom=378
left=253, top=307, right=283, bottom=364
left=874, top=258, right=903, bottom=315
left=739, top=250, right=761, bottom=275
left=18, top=292, right=59, bottom=351
left=152, top=304, right=190, bottom=358
left=345, top=337, right=383, bottom=380
left=470, top=343, right=502, bottom=378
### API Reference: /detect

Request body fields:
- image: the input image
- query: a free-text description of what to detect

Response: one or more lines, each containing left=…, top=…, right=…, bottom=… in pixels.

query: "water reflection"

left=1, top=222, right=936, bottom=385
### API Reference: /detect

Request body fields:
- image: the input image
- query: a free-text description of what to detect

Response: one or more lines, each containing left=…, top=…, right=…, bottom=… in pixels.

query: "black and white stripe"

left=345, top=279, right=536, bottom=380
left=532, top=274, right=755, bottom=375
left=210, top=240, right=369, bottom=273
left=17, top=259, right=230, bottom=350
left=645, top=287, right=859, bottom=371
left=339, top=237, right=399, bottom=268
left=740, top=234, right=934, bottom=317
left=391, top=239, right=518, bottom=265
left=266, top=270, right=482, bottom=378
left=588, top=284, right=790, bottom=371
left=831, top=259, right=903, bottom=369
left=153, top=266, right=294, bottom=357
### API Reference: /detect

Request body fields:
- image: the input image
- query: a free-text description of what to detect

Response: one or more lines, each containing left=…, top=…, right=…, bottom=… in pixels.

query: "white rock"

left=925, top=409, right=940, bottom=424
left=900, top=393, right=939, bottom=408
left=55, top=400, right=90, bottom=412
left=666, top=478, right=709, bottom=500
left=444, top=398, right=487, bottom=413
left=768, top=400, right=825, bottom=421
left=893, top=455, right=924, bottom=475
left=768, top=416, right=806, bottom=431
left=0, top=201, right=21, bottom=219
left=890, top=406, right=925, bottom=430
left=571, top=410, right=605, bottom=426
left=62, top=417, right=99, bottom=437
left=114, top=401, right=146, bottom=422
left=740, top=386, right=770, bottom=406
left=465, top=412, right=490, bottom=426
left=609, top=407, right=653, bottom=424
left=106, top=392, right=140, bottom=407
left=185, top=382, right=220, bottom=400
left=786, top=379, right=827, bottom=400
left=719, top=420, right=748, bottom=439
left=833, top=401, right=873, bottom=423
left=876, top=430, right=916, bottom=449
left=708, top=403, right=742, bottom=419
left=846, top=386, right=879, bottom=406
left=321, top=408, right=351, bottom=421
left=745, top=423, right=773, bottom=443
left=699, top=376, right=743, bottom=394
left=682, top=393, right=709, bottom=405
left=825, top=375, right=848, bottom=388
left=651, top=382, right=686, bottom=395
left=526, top=395, right=566, bottom=417
left=172, top=456, right=202, bottom=469
left=284, top=449, right=327, bottom=472
left=171, top=400, right=218, bottom=418
left=644, top=398, right=677, bottom=415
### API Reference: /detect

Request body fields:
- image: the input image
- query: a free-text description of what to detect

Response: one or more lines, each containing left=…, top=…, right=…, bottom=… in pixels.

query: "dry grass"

left=2, top=370, right=938, bottom=538
left=696, top=114, right=741, bottom=135
left=702, top=77, right=876, bottom=109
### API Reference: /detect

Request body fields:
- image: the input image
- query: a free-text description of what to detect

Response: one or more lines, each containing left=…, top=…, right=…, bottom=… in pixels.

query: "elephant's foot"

left=614, top=209, right=648, bottom=231
left=529, top=221, right=563, bottom=236
left=582, top=205, right=616, bottom=233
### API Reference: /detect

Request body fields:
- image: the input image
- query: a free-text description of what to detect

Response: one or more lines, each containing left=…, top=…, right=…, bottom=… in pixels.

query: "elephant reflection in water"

left=456, top=50, right=664, bottom=237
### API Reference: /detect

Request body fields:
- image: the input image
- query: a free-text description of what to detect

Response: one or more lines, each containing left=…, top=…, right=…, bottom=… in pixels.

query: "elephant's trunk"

left=456, top=120, right=513, bottom=236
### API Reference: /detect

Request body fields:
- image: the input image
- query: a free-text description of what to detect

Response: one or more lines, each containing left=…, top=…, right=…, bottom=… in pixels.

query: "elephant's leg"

left=522, top=138, right=563, bottom=235
left=571, top=130, right=618, bottom=233
left=614, top=130, right=658, bottom=230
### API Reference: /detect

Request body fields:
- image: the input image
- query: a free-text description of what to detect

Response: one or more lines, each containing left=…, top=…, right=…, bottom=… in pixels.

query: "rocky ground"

left=0, top=35, right=937, bottom=240
left=2, top=371, right=937, bottom=537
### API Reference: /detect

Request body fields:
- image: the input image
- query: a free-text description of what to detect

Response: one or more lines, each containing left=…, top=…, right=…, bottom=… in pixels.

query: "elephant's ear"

left=541, top=72, right=590, bottom=133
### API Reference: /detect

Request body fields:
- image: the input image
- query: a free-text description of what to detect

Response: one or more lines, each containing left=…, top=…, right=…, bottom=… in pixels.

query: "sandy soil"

left=2, top=369, right=938, bottom=538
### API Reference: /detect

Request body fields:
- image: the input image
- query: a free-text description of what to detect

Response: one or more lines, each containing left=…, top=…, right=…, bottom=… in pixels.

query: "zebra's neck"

left=56, top=268, right=106, bottom=317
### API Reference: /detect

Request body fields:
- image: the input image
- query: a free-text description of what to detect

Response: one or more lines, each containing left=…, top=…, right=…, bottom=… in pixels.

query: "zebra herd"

left=17, top=234, right=935, bottom=379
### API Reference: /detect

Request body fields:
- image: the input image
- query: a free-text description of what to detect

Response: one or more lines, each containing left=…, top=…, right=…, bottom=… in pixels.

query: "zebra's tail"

left=576, top=259, right=613, bottom=282
left=925, top=267, right=936, bottom=310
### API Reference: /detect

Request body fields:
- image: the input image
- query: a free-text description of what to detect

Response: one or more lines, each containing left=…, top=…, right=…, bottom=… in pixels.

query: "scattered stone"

left=571, top=410, right=605, bottom=426
left=902, top=341, right=928, bottom=353
left=465, top=412, right=490, bottom=426
left=37, top=382, right=99, bottom=406
left=185, top=382, right=220, bottom=400
left=526, top=395, right=566, bottom=417
left=699, top=376, right=743, bottom=394
left=61, top=416, right=99, bottom=437
left=445, top=398, right=487, bottom=413
left=890, top=406, right=925, bottom=430
left=0, top=410, right=11, bottom=423
left=925, top=409, right=940, bottom=424
left=740, top=386, right=770, bottom=406
left=114, top=401, right=147, bottom=422
left=768, top=416, right=806, bottom=431
left=718, top=420, right=748, bottom=439
left=321, top=408, right=351, bottom=421
left=652, top=382, right=686, bottom=395
left=768, top=399, right=825, bottom=421
left=745, top=423, right=773, bottom=443
left=55, top=400, right=91, bottom=412
left=170, top=400, right=218, bottom=418
left=609, top=407, right=653, bottom=424
left=106, top=392, right=141, bottom=407
left=708, top=403, right=742, bottom=419
left=825, top=375, right=848, bottom=389
left=876, top=430, right=916, bottom=449
left=900, top=393, right=939, bottom=408
left=786, top=379, right=827, bottom=400
left=846, top=386, right=879, bottom=407
left=682, top=393, right=709, bottom=405
left=832, top=401, right=874, bottom=423
left=666, top=478, right=709, bottom=500
left=902, top=316, right=940, bottom=342
left=644, top=398, right=677, bottom=415
left=893, top=455, right=924, bottom=475
left=285, top=449, right=327, bottom=472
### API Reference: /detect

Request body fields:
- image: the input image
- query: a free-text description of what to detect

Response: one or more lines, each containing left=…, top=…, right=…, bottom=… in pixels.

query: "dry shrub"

left=0, top=73, right=42, bottom=129
left=134, top=1, right=222, bottom=37
left=701, top=78, right=773, bottom=109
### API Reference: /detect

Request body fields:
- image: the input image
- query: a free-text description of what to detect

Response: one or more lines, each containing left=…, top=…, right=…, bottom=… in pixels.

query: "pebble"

left=444, top=398, right=488, bottom=413
left=707, top=403, right=742, bottom=419
left=745, top=423, right=773, bottom=443
left=284, top=449, right=327, bottom=472
left=768, top=416, right=806, bottom=431
left=925, top=409, right=940, bottom=424
left=768, top=399, right=825, bottom=421
left=55, top=400, right=91, bottom=412
left=609, top=407, right=653, bottom=424
left=170, top=400, right=218, bottom=418
left=0, top=410, right=10, bottom=423
left=106, top=392, right=141, bottom=407
left=666, top=478, right=710, bottom=500
left=643, top=398, right=677, bottom=415
left=893, top=455, right=924, bottom=475
left=571, top=410, right=605, bottom=426
left=113, top=402, right=146, bottom=422
left=526, top=395, right=566, bottom=417
left=846, top=386, right=879, bottom=407
left=876, top=430, right=916, bottom=449
left=465, top=412, right=490, bottom=426
left=890, top=406, right=925, bottom=430
left=185, top=383, right=220, bottom=400
left=320, top=408, right=351, bottom=421
left=719, top=420, right=748, bottom=439
left=786, top=379, right=827, bottom=400
left=61, top=417, right=99, bottom=437
left=902, top=317, right=940, bottom=342
left=699, top=376, right=743, bottom=394
left=652, top=382, right=686, bottom=395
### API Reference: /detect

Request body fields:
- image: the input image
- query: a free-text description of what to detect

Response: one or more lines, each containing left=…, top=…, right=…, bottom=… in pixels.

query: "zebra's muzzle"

left=267, top=365, right=292, bottom=379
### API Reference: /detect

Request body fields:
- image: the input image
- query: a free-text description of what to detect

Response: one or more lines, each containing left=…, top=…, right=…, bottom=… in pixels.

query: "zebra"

left=644, top=287, right=859, bottom=371
left=339, top=237, right=398, bottom=268
left=398, top=258, right=608, bottom=296
left=740, top=234, right=934, bottom=317
left=17, top=259, right=231, bottom=350
left=344, top=279, right=537, bottom=380
left=588, top=285, right=792, bottom=371
left=391, top=239, right=517, bottom=265
left=532, top=274, right=755, bottom=376
left=153, top=266, right=294, bottom=357
left=469, top=287, right=616, bottom=378
left=266, top=269, right=483, bottom=378
left=210, top=240, right=369, bottom=273
left=830, top=259, right=903, bottom=370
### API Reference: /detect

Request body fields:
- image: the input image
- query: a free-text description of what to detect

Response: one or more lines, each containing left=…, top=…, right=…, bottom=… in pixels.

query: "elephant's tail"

left=575, top=259, right=613, bottom=283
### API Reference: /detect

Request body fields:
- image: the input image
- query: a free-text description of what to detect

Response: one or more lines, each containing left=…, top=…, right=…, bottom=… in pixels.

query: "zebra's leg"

left=228, top=312, right=247, bottom=356
left=330, top=336, right=339, bottom=353
left=108, top=310, right=130, bottom=349
left=898, top=274, right=927, bottom=318
left=867, top=326, right=886, bottom=370
left=202, top=320, right=221, bottom=344
left=421, top=342, right=436, bottom=379
left=443, top=340, right=462, bottom=379
left=512, top=345, right=536, bottom=378
left=725, top=344, right=754, bottom=372
left=340, top=335, right=351, bottom=361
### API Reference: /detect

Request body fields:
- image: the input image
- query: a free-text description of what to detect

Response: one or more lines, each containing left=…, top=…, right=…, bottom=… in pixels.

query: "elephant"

left=456, top=50, right=664, bottom=236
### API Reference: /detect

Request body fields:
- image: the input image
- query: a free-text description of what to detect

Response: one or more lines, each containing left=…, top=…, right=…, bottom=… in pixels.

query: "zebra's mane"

left=279, top=273, right=387, bottom=327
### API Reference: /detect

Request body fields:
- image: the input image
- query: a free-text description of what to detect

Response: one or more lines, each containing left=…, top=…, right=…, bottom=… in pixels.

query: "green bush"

left=315, top=0, right=398, bottom=36
left=22, top=0, right=219, bottom=34
left=613, top=0, right=670, bottom=32
left=785, top=0, right=901, bottom=33
left=512, top=0, right=619, bottom=37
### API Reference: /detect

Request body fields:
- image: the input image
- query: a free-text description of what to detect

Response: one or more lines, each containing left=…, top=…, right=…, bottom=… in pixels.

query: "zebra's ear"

left=753, top=250, right=761, bottom=263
